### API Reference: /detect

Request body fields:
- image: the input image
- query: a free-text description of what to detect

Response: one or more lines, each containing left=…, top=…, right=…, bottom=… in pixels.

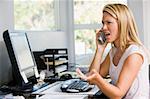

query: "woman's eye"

left=107, top=21, right=112, bottom=24
left=101, top=21, right=113, bottom=25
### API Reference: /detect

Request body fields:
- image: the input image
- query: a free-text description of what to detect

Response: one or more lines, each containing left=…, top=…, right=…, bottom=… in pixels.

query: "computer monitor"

left=3, top=30, right=39, bottom=86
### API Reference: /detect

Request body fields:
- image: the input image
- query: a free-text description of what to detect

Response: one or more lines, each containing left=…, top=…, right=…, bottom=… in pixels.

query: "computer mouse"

left=60, top=73, right=72, bottom=80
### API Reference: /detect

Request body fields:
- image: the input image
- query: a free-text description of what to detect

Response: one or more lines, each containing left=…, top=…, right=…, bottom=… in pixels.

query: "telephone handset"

left=98, top=32, right=106, bottom=45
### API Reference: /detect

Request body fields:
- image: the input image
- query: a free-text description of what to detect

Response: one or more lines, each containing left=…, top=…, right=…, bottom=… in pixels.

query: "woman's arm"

left=89, top=30, right=110, bottom=77
left=89, top=48, right=110, bottom=78
left=77, top=53, right=143, bottom=98
left=99, top=53, right=110, bottom=77
left=95, top=53, right=143, bottom=98
left=89, top=48, right=104, bottom=72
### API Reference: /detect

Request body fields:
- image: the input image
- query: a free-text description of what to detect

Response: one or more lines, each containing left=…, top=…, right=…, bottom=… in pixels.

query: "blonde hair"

left=103, top=4, right=142, bottom=51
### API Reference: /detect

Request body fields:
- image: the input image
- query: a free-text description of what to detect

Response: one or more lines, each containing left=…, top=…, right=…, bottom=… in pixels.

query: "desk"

left=32, top=78, right=111, bottom=99
left=39, top=94, right=88, bottom=99
left=32, top=81, right=99, bottom=99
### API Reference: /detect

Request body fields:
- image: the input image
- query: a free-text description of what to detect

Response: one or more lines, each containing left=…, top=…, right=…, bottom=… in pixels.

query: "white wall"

left=0, top=0, right=13, bottom=85
left=0, top=0, right=13, bottom=40
left=128, top=0, right=144, bottom=42
left=143, top=0, right=150, bottom=51
left=128, top=0, right=150, bottom=51
left=27, top=31, right=68, bottom=51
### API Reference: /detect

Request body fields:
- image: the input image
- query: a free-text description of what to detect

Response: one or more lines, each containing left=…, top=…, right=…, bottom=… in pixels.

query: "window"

left=74, top=0, right=127, bottom=65
left=14, top=0, right=58, bottom=31
left=13, top=0, right=127, bottom=66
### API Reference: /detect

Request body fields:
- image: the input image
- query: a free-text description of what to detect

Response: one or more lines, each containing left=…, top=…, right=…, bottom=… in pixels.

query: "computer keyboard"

left=61, top=79, right=92, bottom=93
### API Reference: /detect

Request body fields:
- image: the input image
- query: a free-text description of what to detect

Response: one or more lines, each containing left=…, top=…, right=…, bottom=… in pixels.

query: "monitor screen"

left=10, top=33, right=35, bottom=71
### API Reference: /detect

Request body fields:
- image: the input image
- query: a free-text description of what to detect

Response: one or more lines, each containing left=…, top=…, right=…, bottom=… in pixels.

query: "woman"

left=76, top=3, right=149, bottom=99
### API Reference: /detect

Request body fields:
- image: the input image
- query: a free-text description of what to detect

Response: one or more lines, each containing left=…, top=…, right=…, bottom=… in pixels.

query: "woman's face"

left=101, top=12, right=119, bottom=45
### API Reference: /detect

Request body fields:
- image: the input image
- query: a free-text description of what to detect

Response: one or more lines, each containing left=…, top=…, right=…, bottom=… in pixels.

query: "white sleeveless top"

left=109, top=44, right=149, bottom=99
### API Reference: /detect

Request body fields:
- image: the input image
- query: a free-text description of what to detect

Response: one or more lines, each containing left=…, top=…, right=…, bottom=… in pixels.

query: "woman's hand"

left=76, top=68, right=101, bottom=85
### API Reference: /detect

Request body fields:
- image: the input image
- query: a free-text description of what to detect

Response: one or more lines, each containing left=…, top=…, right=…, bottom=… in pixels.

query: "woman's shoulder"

left=125, top=43, right=145, bottom=57
left=127, top=43, right=143, bottom=50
